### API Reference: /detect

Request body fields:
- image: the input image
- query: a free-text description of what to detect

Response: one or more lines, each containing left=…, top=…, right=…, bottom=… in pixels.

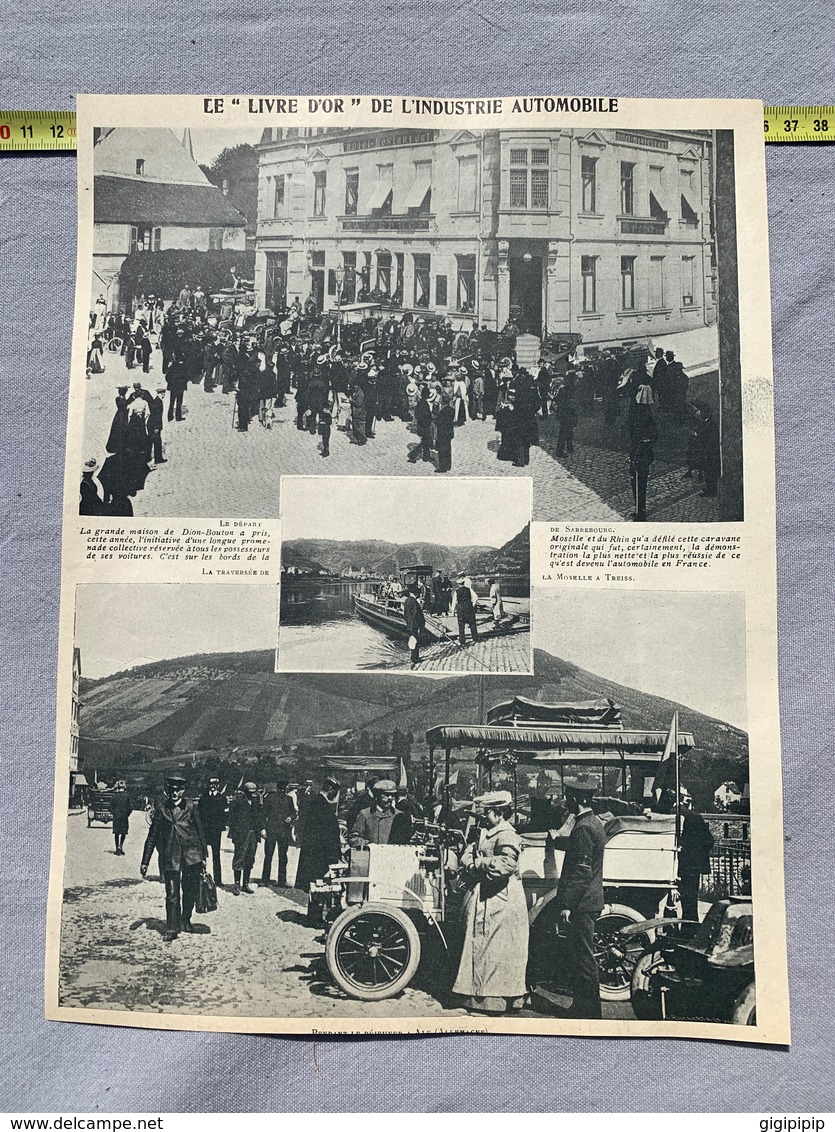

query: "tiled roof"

left=94, top=175, right=246, bottom=227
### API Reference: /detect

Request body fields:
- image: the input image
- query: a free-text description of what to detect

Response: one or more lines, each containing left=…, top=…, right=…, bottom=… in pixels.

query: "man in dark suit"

left=402, top=586, right=426, bottom=668
left=260, top=781, right=296, bottom=887
left=165, top=335, right=189, bottom=421
left=197, top=776, right=228, bottom=884
left=294, top=777, right=342, bottom=893
left=227, top=782, right=262, bottom=894
left=552, top=774, right=607, bottom=1018
left=147, top=386, right=167, bottom=465
left=678, top=791, right=715, bottom=926
left=451, top=574, right=479, bottom=646
left=141, top=774, right=207, bottom=942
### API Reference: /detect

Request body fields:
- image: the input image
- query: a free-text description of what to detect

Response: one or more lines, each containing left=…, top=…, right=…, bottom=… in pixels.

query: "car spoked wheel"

left=593, top=904, right=653, bottom=1001
left=325, top=903, right=421, bottom=1001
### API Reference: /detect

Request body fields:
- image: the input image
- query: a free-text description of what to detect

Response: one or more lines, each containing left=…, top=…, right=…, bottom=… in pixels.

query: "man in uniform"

left=140, top=773, right=207, bottom=942
left=350, top=779, right=398, bottom=848
left=552, top=774, right=606, bottom=1018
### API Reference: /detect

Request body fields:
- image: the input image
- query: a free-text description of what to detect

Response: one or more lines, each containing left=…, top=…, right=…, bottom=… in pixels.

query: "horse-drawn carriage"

left=310, top=697, right=695, bottom=1004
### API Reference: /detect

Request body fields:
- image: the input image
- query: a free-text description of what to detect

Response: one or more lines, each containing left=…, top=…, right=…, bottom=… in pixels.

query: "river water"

left=278, top=578, right=529, bottom=672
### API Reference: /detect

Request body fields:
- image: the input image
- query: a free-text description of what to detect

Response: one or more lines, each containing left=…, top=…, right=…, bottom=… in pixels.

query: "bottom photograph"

left=56, top=583, right=753, bottom=1031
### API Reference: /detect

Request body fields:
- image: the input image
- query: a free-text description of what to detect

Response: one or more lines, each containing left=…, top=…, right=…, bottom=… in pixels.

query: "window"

left=273, top=174, right=286, bottom=218
left=456, top=254, right=476, bottom=312
left=680, top=166, right=701, bottom=225
left=681, top=255, right=696, bottom=305
left=310, top=251, right=325, bottom=268
left=509, top=168, right=528, bottom=208
left=265, top=252, right=287, bottom=311
left=342, top=251, right=357, bottom=303
left=581, top=255, right=597, bottom=313
left=313, top=170, right=326, bottom=216
left=327, top=269, right=337, bottom=297
left=129, top=225, right=159, bottom=253
left=368, top=164, right=394, bottom=214
left=457, top=155, right=478, bottom=212
left=413, top=254, right=431, bottom=308
left=208, top=228, right=224, bottom=251
left=405, top=161, right=431, bottom=214
left=344, top=169, right=359, bottom=215
left=435, top=275, right=448, bottom=307
left=648, top=165, right=669, bottom=221
left=649, top=256, right=665, bottom=308
left=376, top=252, right=392, bottom=295
left=621, top=255, right=636, bottom=310
left=135, top=158, right=145, bottom=176
left=581, top=156, right=597, bottom=212
left=531, top=169, right=549, bottom=209
left=507, top=148, right=549, bottom=210
left=620, top=162, right=635, bottom=215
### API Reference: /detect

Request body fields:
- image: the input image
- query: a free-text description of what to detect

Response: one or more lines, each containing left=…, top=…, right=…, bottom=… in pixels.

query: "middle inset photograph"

left=278, top=475, right=532, bottom=675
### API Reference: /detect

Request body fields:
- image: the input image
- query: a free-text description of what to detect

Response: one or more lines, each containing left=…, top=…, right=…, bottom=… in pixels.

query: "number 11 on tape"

left=0, top=109, right=77, bottom=151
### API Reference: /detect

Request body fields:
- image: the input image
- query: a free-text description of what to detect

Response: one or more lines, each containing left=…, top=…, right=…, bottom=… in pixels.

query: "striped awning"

left=426, top=724, right=695, bottom=758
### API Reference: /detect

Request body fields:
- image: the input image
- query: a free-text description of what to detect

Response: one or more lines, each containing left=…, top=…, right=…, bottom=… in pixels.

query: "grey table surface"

left=2, top=0, right=833, bottom=1112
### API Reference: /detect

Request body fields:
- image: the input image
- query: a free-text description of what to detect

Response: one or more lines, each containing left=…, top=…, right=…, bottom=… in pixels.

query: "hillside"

left=281, top=538, right=496, bottom=578
left=465, top=525, right=530, bottom=578
left=78, top=646, right=748, bottom=807
left=282, top=526, right=530, bottom=580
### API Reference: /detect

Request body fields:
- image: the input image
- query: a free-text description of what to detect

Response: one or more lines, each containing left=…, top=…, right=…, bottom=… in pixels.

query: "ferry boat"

left=353, top=564, right=445, bottom=642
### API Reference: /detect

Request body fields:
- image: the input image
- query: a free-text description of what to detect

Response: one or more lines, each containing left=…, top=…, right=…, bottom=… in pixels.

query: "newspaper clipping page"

left=47, top=94, right=788, bottom=1042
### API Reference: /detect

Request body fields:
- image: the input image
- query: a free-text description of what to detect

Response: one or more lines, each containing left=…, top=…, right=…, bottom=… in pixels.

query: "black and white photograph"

left=58, top=582, right=753, bottom=1031
left=277, top=476, right=532, bottom=674
left=79, top=124, right=742, bottom=523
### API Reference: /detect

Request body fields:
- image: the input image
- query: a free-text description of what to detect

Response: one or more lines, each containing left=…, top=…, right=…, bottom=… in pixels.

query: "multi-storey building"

left=255, top=126, right=717, bottom=349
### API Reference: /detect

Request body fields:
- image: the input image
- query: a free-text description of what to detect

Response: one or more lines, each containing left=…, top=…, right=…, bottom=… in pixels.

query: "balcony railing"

left=340, top=214, right=433, bottom=233
left=620, top=216, right=668, bottom=235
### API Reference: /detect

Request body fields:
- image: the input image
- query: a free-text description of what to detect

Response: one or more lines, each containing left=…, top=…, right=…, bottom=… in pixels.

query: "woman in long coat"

left=452, top=790, right=529, bottom=1013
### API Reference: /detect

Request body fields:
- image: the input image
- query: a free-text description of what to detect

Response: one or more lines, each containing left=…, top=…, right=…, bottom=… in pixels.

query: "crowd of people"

left=81, top=289, right=722, bottom=518
left=98, top=766, right=658, bottom=1019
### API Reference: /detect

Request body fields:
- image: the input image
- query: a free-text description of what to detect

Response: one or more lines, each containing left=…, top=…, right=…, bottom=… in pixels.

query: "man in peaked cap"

left=350, top=779, right=398, bottom=849
left=141, top=774, right=208, bottom=942
left=549, top=774, right=606, bottom=1017
left=227, top=781, right=262, bottom=894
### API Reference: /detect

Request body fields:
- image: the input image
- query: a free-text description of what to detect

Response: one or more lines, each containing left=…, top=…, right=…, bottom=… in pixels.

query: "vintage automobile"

left=308, top=697, right=696, bottom=1004
left=87, top=788, right=115, bottom=828
left=627, top=897, right=755, bottom=1024
left=311, top=820, right=463, bottom=1001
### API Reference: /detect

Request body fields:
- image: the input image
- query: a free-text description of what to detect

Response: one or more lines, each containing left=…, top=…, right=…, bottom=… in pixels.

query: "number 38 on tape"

left=763, top=105, right=835, bottom=142
left=0, top=109, right=77, bottom=151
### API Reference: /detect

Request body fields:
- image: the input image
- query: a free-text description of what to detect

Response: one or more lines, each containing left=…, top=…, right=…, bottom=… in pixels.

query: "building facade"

left=254, top=126, right=717, bottom=347
left=93, top=127, right=247, bottom=307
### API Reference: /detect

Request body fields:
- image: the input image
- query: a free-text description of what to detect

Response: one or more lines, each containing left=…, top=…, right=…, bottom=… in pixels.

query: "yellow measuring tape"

left=763, top=104, right=835, bottom=142
left=0, top=105, right=833, bottom=151
left=0, top=109, right=76, bottom=151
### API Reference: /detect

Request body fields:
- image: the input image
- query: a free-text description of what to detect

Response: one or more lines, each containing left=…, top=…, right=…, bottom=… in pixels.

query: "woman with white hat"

left=452, top=790, right=529, bottom=1013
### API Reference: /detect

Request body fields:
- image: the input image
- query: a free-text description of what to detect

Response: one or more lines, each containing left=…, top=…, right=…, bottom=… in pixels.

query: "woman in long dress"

left=452, top=789, right=529, bottom=1013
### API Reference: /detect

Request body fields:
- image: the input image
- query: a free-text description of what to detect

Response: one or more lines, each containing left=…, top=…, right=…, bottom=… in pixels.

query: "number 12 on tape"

left=0, top=109, right=77, bottom=151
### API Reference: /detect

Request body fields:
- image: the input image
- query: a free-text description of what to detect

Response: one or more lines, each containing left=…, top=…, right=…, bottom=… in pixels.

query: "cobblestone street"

left=82, top=345, right=720, bottom=523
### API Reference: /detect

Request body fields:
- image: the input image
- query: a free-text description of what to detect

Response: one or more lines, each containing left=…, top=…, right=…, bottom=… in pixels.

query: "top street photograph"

left=79, top=124, right=743, bottom=523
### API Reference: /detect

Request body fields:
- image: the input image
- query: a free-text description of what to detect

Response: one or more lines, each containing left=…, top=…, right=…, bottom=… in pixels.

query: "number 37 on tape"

left=763, top=105, right=835, bottom=142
